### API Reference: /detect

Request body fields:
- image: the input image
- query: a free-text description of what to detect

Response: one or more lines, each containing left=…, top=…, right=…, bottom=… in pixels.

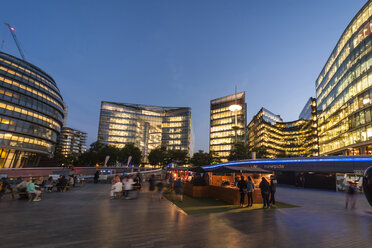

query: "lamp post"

left=229, top=102, right=242, bottom=144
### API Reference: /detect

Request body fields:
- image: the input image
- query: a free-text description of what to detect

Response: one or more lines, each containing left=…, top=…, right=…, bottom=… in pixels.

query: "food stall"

left=202, top=165, right=273, bottom=205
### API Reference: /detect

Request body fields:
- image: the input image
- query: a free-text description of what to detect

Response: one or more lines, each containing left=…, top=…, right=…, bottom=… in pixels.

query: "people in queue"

left=237, top=176, right=248, bottom=207
left=270, top=176, right=277, bottom=207
left=26, top=178, right=42, bottom=201
left=259, top=177, right=270, bottom=208
left=246, top=176, right=255, bottom=207
left=110, top=177, right=123, bottom=199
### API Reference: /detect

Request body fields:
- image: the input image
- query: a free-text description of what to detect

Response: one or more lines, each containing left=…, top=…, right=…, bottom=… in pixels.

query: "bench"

left=15, top=191, right=37, bottom=201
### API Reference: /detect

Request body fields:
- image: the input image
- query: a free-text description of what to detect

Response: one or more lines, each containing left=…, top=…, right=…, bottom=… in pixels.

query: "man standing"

left=259, top=177, right=270, bottom=208
left=237, top=176, right=248, bottom=207
left=270, top=176, right=277, bottom=207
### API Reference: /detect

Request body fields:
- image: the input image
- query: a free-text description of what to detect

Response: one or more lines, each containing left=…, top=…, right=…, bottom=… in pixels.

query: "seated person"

left=26, top=178, right=42, bottom=201
left=0, top=177, right=11, bottom=199
left=43, top=177, right=54, bottom=192
left=68, top=175, right=74, bottom=188
left=16, top=177, right=29, bottom=192
left=56, top=175, right=68, bottom=192
left=110, top=180, right=123, bottom=199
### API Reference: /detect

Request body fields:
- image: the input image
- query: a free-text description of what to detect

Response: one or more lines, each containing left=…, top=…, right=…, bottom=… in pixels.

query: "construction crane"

left=4, top=23, right=26, bottom=61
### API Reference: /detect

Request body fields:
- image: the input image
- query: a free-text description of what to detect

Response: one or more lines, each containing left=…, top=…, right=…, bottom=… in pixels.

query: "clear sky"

left=0, top=0, right=367, bottom=153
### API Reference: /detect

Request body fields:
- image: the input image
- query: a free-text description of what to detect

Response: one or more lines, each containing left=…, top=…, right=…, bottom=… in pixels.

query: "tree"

left=251, top=146, right=268, bottom=159
left=190, top=150, right=212, bottom=167
left=228, top=142, right=251, bottom=161
left=148, top=147, right=167, bottom=167
left=167, top=149, right=189, bottom=166
left=119, top=143, right=142, bottom=166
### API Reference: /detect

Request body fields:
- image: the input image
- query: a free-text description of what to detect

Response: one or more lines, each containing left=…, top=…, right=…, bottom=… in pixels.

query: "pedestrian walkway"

left=0, top=184, right=371, bottom=248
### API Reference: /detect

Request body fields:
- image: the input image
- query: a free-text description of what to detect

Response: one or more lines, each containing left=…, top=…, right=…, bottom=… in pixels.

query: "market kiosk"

left=184, top=165, right=273, bottom=205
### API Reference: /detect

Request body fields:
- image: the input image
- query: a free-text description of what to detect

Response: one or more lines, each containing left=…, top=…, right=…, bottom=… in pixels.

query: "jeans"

left=240, top=192, right=246, bottom=205
left=247, top=192, right=253, bottom=206
left=270, top=191, right=276, bottom=205
left=262, top=192, right=270, bottom=207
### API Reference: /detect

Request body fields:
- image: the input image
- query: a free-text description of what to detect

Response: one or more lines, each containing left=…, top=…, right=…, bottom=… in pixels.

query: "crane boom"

left=4, top=23, right=26, bottom=61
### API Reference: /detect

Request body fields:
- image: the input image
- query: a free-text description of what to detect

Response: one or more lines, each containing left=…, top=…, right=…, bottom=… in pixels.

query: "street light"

left=229, top=100, right=242, bottom=144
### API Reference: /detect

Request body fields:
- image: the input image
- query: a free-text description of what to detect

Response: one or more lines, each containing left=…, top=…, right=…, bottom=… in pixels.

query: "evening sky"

left=0, top=0, right=367, bottom=153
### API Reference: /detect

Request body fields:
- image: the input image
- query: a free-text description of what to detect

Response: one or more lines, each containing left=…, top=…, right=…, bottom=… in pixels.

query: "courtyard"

left=1, top=184, right=372, bottom=248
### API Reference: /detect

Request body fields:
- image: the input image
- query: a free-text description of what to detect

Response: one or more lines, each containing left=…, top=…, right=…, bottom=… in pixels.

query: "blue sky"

left=0, top=0, right=367, bottom=152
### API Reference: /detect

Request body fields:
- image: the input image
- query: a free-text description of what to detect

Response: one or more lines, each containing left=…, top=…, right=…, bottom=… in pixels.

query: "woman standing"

left=246, top=177, right=255, bottom=207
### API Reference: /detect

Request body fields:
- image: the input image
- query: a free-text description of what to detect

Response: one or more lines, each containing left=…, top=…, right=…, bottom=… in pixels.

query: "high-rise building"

left=247, top=106, right=318, bottom=158
left=316, top=1, right=372, bottom=156
left=0, top=52, right=64, bottom=168
left=209, top=92, right=246, bottom=162
left=57, top=127, right=87, bottom=156
left=98, top=101, right=191, bottom=160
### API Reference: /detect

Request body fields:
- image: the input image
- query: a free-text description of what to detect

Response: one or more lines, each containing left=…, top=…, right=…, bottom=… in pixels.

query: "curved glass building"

left=0, top=52, right=64, bottom=168
left=317, top=1, right=372, bottom=156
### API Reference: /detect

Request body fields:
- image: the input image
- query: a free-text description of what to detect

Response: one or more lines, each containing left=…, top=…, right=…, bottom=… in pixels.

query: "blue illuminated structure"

left=202, top=156, right=372, bottom=171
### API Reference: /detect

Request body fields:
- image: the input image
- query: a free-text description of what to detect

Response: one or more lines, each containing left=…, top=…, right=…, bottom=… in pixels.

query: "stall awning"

left=204, top=165, right=271, bottom=174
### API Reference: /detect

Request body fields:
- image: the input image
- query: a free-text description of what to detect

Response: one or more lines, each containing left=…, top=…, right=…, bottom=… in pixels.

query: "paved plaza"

left=1, top=184, right=372, bottom=248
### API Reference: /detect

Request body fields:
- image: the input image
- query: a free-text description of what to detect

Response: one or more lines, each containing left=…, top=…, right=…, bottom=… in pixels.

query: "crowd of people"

left=109, top=173, right=142, bottom=200
left=0, top=175, right=78, bottom=202
left=237, top=175, right=277, bottom=208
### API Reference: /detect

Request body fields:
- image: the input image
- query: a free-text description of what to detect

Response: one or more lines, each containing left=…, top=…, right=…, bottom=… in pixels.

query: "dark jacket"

left=270, top=179, right=277, bottom=192
left=259, top=179, right=270, bottom=194
left=237, top=179, right=247, bottom=193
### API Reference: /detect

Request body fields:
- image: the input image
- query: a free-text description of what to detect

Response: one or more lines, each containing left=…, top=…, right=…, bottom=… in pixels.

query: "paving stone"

left=1, top=184, right=372, bottom=248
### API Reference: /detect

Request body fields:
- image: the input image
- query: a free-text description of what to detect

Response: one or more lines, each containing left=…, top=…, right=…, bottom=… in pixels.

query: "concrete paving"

left=1, top=184, right=372, bottom=248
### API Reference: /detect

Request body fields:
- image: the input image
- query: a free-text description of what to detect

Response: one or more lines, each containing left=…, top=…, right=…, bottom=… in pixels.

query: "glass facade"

left=316, top=1, right=372, bottom=156
left=98, top=101, right=191, bottom=160
left=57, top=127, right=87, bottom=156
left=209, top=92, right=246, bottom=162
left=0, top=52, right=64, bottom=168
left=247, top=107, right=318, bottom=158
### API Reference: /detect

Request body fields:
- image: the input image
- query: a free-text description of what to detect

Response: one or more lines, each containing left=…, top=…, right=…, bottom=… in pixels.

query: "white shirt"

left=123, top=178, right=134, bottom=191
left=112, top=182, right=123, bottom=192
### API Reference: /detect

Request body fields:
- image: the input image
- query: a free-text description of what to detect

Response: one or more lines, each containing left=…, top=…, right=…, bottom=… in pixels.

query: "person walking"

left=246, top=176, right=255, bottom=207
left=174, top=177, right=183, bottom=202
left=237, top=176, right=248, bottom=207
left=270, top=176, right=277, bottom=207
left=149, top=174, right=156, bottom=199
left=94, top=170, right=100, bottom=184
left=345, top=182, right=357, bottom=209
left=259, top=177, right=270, bottom=208
left=156, top=179, right=164, bottom=201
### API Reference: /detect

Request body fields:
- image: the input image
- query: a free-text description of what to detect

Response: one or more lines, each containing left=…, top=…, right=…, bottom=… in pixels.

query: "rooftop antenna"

left=4, top=23, right=26, bottom=61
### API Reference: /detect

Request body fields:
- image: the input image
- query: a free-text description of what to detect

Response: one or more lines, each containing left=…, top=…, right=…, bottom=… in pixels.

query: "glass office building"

left=57, top=127, right=87, bottom=156
left=316, top=1, right=372, bottom=156
left=247, top=107, right=318, bottom=158
left=98, top=101, right=191, bottom=160
left=0, top=52, right=64, bottom=168
left=210, top=92, right=246, bottom=162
